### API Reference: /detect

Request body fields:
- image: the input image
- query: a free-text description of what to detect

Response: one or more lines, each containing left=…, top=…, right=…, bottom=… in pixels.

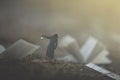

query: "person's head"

left=54, top=34, right=58, bottom=38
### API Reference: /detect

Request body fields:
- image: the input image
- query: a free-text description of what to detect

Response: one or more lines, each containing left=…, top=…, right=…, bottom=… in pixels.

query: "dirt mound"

left=0, top=59, right=114, bottom=80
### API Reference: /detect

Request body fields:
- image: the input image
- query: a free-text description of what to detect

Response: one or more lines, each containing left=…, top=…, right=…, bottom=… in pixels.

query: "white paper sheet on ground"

left=59, top=35, right=84, bottom=62
left=56, top=55, right=78, bottom=63
left=80, top=36, right=98, bottom=62
left=91, top=49, right=112, bottom=64
left=86, top=63, right=120, bottom=80
left=4, top=39, right=40, bottom=59
left=59, top=35, right=76, bottom=48
left=0, top=45, right=6, bottom=54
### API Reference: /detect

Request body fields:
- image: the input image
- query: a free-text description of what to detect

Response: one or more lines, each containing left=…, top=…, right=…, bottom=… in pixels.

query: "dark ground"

left=0, top=58, right=114, bottom=80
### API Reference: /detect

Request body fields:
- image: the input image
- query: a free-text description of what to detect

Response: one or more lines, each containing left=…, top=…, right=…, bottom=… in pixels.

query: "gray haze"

left=0, top=0, right=120, bottom=72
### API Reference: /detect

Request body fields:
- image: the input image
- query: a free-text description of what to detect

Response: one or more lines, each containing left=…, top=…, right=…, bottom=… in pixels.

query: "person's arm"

left=41, top=34, right=51, bottom=39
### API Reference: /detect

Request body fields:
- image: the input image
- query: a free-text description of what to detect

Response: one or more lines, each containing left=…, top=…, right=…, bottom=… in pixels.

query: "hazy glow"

left=0, top=0, right=120, bottom=65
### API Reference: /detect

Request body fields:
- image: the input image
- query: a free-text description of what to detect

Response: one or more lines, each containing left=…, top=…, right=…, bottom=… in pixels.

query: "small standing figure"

left=41, top=34, right=58, bottom=61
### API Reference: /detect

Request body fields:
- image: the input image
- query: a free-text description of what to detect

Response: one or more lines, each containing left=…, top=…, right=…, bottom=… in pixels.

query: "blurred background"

left=0, top=0, right=120, bottom=74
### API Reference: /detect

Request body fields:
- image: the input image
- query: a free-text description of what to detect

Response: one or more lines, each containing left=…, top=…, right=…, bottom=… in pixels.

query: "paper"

left=4, top=39, right=40, bottom=59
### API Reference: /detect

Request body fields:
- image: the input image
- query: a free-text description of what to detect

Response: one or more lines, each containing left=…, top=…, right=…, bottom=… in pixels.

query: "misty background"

left=0, top=0, right=120, bottom=73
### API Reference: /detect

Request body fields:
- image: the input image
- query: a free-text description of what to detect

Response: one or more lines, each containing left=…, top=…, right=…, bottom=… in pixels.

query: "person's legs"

left=45, top=45, right=55, bottom=62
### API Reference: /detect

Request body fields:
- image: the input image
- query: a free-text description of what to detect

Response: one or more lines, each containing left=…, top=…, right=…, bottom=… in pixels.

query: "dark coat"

left=43, top=34, right=58, bottom=58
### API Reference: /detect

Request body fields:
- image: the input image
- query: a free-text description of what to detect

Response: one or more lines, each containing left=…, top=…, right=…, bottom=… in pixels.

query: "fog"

left=0, top=0, right=120, bottom=72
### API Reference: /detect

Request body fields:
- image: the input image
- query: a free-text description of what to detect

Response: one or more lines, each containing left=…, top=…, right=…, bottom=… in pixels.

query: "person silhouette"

left=41, top=34, right=58, bottom=60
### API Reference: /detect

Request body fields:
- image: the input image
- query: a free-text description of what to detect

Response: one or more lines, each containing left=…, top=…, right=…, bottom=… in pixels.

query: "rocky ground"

left=0, top=58, right=114, bottom=80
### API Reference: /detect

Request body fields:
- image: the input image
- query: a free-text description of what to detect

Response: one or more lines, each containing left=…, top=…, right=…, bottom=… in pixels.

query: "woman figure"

left=41, top=34, right=58, bottom=61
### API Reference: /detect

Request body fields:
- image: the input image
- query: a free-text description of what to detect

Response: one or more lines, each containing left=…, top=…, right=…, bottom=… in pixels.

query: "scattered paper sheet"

left=4, top=39, right=40, bottom=59
left=86, top=63, right=120, bottom=80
